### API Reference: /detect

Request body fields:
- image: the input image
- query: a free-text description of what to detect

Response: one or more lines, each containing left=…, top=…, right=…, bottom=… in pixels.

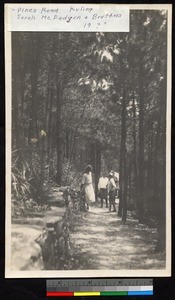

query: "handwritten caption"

left=7, top=4, right=129, bottom=32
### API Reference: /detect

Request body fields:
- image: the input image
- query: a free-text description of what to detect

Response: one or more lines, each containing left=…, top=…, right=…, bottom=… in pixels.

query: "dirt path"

left=69, top=206, right=165, bottom=270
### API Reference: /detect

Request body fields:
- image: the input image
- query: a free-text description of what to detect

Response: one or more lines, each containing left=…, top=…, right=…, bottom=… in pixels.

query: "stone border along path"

left=68, top=206, right=166, bottom=270
left=11, top=188, right=165, bottom=271
left=11, top=187, right=68, bottom=271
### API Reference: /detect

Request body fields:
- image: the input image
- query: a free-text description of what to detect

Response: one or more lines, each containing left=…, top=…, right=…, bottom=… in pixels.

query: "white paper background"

left=6, top=4, right=129, bottom=32
left=5, top=3, right=172, bottom=278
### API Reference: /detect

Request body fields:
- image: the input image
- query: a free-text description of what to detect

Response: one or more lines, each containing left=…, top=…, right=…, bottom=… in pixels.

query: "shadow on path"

left=68, top=207, right=165, bottom=270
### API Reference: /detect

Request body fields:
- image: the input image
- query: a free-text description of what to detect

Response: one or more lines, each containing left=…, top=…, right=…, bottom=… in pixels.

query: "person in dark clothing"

left=98, top=173, right=109, bottom=208
left=108, top=172, right=116, bottom=212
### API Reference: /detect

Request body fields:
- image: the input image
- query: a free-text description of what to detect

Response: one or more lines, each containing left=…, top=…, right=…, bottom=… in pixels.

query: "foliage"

left=11, top=153, right=32, bottom=201
left=12, top=10, right=167, bottom=251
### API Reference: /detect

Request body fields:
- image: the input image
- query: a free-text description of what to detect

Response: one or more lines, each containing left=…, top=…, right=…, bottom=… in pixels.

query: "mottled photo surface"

left=5, top=4, right=171, bottom=278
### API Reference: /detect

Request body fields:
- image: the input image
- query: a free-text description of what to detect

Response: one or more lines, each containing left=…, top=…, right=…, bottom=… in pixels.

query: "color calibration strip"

left=46, top=279, right=153, bottom=296
left=47, top=290, right=153, bottom=297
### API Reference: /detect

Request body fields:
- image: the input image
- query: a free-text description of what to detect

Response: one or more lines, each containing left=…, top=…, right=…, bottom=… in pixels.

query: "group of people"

left=80, top=165, right=119, bottom=212
left=98, top=171, right=119, bottom=212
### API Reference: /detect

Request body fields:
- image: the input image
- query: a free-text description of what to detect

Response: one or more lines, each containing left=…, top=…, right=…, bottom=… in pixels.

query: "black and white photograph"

left=5, top=4, right=171, bottom=277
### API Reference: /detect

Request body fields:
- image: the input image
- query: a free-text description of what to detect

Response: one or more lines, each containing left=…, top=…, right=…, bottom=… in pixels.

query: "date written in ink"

left=84, top=22, right=107, bottom=29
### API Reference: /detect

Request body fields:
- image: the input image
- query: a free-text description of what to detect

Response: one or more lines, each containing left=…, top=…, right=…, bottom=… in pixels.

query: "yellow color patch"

left=74, top=292, right=100, bottom=296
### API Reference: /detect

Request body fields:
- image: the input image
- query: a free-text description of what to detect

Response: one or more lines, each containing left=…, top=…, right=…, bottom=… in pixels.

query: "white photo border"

left=5, top=3, right=172, bottom=278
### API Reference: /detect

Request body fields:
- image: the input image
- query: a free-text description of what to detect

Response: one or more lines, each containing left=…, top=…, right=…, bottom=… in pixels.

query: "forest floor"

left=67, top=204, right=166, bottom=270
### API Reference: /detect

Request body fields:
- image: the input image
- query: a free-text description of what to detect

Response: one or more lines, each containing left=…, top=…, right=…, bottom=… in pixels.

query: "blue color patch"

left=128, top=291, right=153, bottom=296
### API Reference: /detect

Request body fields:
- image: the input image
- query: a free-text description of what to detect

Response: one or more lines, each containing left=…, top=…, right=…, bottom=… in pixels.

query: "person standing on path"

left=98, top=172, right=109, bottom=208
left=114, top=172, right=119, bottom=198
left=108, top=172, right=117, bottom=212
left=81, top=165, right=95, bottom=210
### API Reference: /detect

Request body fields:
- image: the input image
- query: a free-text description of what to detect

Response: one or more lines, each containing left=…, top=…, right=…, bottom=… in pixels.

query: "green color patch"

left=101, top=291, right=128, bottom=296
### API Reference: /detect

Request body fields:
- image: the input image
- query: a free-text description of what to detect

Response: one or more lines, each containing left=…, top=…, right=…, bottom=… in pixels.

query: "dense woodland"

left=12, top=10, right=167, bottom=251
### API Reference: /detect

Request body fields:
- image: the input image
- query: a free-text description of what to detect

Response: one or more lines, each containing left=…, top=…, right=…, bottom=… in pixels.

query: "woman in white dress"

left=81, top=165, right=95, bottom=210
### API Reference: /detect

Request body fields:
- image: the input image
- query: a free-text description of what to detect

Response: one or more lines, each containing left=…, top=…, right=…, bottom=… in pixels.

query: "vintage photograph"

left=5, top=5, right=171, bottom=277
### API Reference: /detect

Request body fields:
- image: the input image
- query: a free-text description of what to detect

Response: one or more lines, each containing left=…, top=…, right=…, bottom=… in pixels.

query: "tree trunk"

left=138, top=61, right=145, bottom=223
left=155, top=79, right=166, bottom=251
left=56, top=83, right=63, bottom=186
left=132, top=95, right=138, bottom=209
left=65, top=129, right=70, bottom=159
left=128, top=158, right=132, bottom=204
left=28, top=36, right=41, bottom=141
left=146, top=130, right=154, bottom=217
left=12, top=33, right=27, bottom=168
left=46, top=43, right=55, bottom=168
left=90, top=142, right=101, bottom=199
left=122, top=153, right=128, bottom=222
left=47, top=84, right=54, bottom=177
left=118, top=87, right=127, bottom=218
left=95, top=142, right=101, bottom=199
left=121, top=91, right=127, bottom=222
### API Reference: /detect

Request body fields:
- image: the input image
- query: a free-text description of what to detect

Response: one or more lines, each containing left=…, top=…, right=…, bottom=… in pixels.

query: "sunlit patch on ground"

left=69, top=207, right=166, bottom=270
